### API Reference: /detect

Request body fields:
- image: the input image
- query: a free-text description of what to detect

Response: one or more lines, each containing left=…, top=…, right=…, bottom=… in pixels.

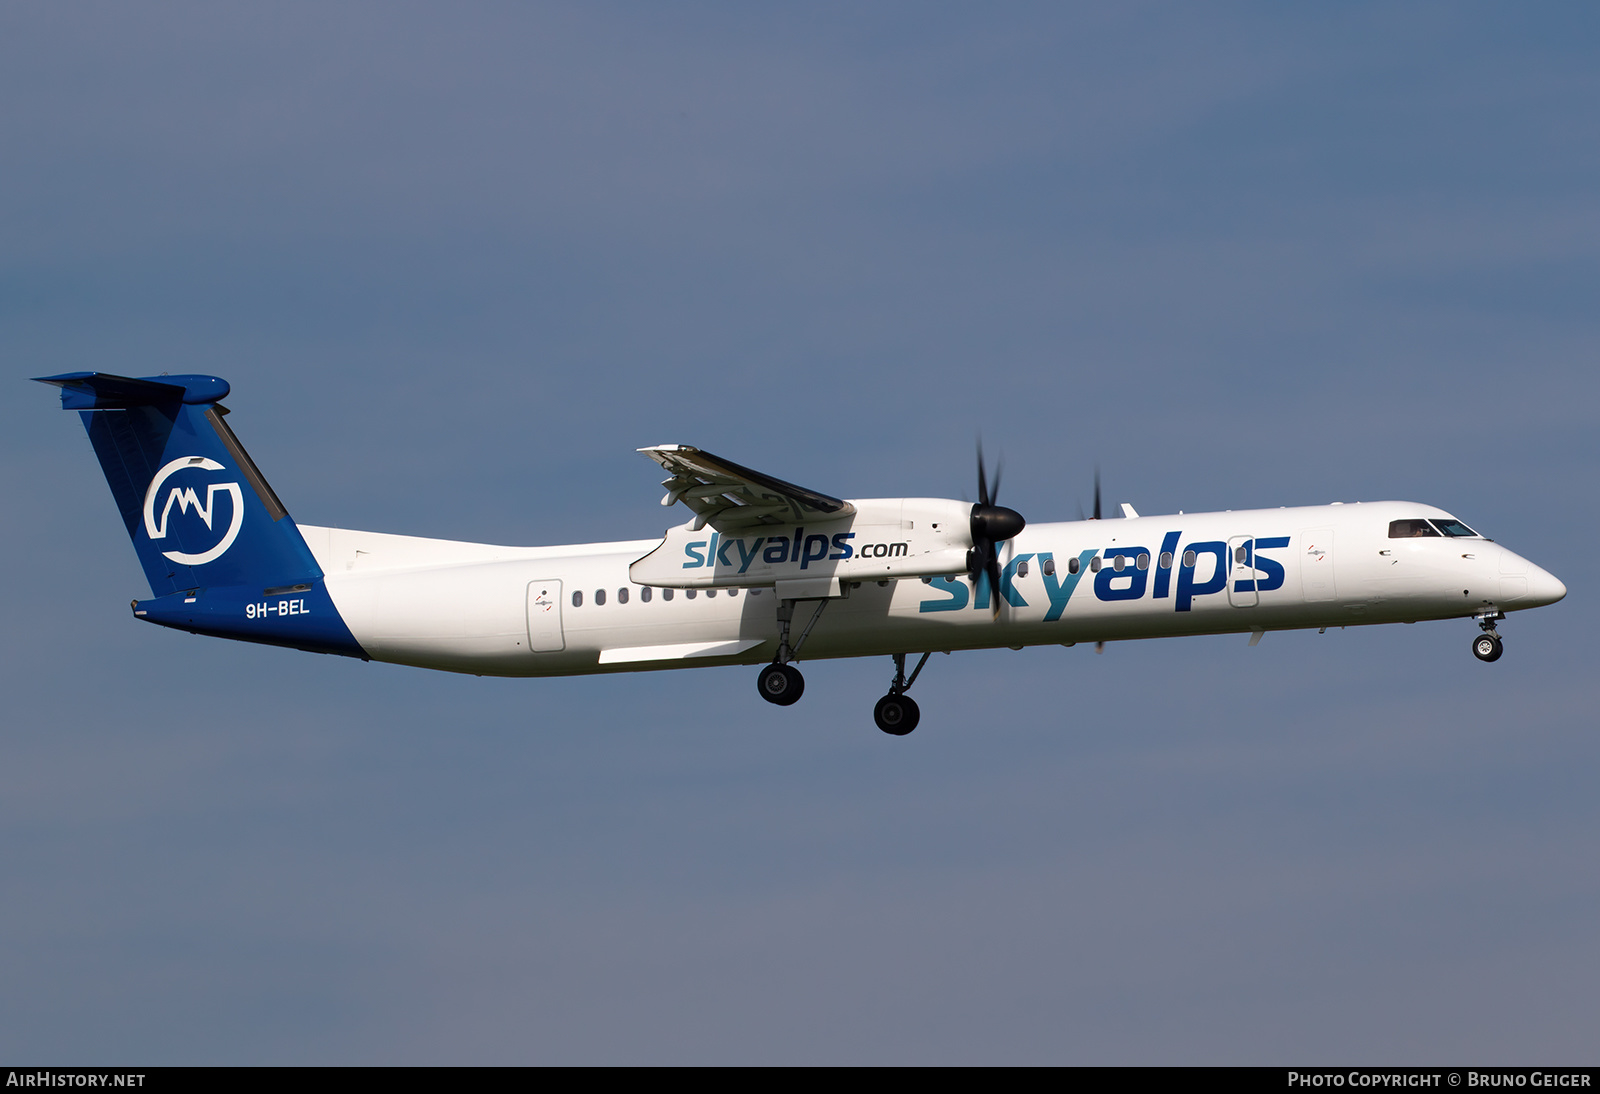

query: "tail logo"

left=141, top=457, right=245, bottom=566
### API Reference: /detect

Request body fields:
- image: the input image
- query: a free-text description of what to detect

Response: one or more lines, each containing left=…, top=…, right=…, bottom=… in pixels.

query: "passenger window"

left=1043, top=558, right=1056, bottom=576
left=662, top=588, right=674, bottom=601
left=617, top=587, right=629, bottom=604
left=1017, top=560, right=1029, bottom=577
left=1183, top=550, right=1196, bottom=567
left=641, top=587, right=652, bottom=603
left=1090, top=557, right=1102, bottom=573
left=686, top=589, right=697, bottom=599
left=1388, top=519, right=1441, bottom=538
left=1067, top=557, right=1080, bottom=575
left=1160, top=551, right=1173, bottom=569
left=595, top=588, right=606, bottom=606
left=728, top=588, right=739, bottom=598
left=1137, top=553, right=1149, bottom=570
left=572, top=590, right=583, bottom=607
left=706, top=589, right=716, bottom=598
left=1234, top=546, right=1248, bottom=564
left=1112, top=554, right=1125, bottom=572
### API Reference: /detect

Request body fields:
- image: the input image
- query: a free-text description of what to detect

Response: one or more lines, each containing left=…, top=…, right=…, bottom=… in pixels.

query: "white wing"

left=638, top=445, right=856, bottom=532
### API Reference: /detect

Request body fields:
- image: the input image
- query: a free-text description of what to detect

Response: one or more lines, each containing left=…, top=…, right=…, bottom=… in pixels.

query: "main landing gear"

left=873, top=652, right=930, bottom=736
left=755, top=597, right=829, bottom=708
left=1472, top=610, right=1504, bottom=663
left=757, top=663, right=804, bottom=705
left=753, top=598, right=932, bottom=737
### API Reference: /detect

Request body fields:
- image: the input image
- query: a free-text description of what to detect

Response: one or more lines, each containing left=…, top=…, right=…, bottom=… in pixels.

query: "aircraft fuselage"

left=247, top=500, right=1565, bottom=677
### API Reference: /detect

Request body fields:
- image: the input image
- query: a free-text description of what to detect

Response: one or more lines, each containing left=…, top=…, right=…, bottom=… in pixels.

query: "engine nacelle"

left=629, top=498, right=974, bottom=592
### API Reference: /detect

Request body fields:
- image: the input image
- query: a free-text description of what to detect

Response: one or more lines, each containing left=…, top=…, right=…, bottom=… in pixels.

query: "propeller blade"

left=1093, top=466, right=1102, bottom=521
left=967, top=437, right=1026, bottom=620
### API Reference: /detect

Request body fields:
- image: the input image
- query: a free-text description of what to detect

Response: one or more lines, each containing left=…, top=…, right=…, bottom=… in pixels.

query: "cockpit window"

left=1431, top=518, right=1479, bottom=538
left=1388, top=519, right=1441, bottom=538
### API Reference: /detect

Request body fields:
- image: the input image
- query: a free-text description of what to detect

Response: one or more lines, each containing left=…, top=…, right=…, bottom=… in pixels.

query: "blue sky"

left=3, top=3, right=1596, bottom=1062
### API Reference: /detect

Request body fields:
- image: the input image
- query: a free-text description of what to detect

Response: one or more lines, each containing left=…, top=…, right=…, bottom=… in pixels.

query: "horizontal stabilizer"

left=34, top=372, right=231, bottom=409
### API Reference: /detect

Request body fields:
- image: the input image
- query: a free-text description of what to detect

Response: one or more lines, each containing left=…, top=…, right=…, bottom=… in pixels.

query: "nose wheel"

left=1472, top=633, right=1503, bottom=662
left=1472, top=610, right=1504, bottom=663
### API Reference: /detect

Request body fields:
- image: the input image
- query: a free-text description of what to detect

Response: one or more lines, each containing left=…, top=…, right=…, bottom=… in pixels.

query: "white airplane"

left=37, top=371, right=1567, bottom=735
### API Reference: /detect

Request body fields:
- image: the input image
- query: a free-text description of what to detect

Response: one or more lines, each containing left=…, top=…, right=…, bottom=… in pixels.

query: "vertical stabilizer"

left=36, top=372, right=363, bottom=658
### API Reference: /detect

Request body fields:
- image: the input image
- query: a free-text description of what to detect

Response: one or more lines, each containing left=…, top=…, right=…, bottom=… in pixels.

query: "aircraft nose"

left=1526, top=563, right=1567, bottom=607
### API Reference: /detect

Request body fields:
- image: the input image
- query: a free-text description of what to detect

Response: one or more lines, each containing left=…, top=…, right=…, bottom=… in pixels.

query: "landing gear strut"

left=1472, top=610, right=1504, bottom=663
left=874, top=652, right=930, bottom=736
left=755, top=598, right=830, bottom=706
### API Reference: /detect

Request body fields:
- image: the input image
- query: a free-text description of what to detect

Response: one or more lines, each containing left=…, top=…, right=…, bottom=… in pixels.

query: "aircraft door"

left=526, top=580, right=565, bottom=652
left=1227, top=535, right=1259, bottom=607
left=1300, top=529, right=1336, bottom=602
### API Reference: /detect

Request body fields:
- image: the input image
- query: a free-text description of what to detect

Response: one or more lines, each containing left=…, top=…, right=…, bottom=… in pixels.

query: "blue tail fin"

left=36, top=371, right=320, bottom=595
left=36, top=372, right=363, bottom=658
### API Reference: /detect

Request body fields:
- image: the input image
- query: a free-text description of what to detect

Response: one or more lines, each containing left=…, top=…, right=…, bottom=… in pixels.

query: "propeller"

left=1090, top=468, right=1103, bottom=647
left=968, top=441, right=1026, bottom=619
left=1076, top=466, right=1102, bottom=522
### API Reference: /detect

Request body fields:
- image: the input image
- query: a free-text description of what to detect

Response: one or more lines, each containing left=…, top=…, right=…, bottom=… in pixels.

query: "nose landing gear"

left=1472, top=610, right=1504, bottom=663
left=874, top=652, right=931, bottom=736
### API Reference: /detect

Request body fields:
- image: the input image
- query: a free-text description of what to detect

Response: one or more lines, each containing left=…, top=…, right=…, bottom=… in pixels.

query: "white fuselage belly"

left=304, top=501, right=1560, bottom=678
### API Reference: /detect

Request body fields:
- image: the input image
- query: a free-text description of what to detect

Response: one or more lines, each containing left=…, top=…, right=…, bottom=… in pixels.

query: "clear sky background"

left=2, top=2, right=1596, bottom=1064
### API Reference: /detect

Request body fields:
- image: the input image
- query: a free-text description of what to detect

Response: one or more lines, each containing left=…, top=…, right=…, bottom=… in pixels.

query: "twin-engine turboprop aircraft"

left=37, top=372, right=1567, bottom=735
